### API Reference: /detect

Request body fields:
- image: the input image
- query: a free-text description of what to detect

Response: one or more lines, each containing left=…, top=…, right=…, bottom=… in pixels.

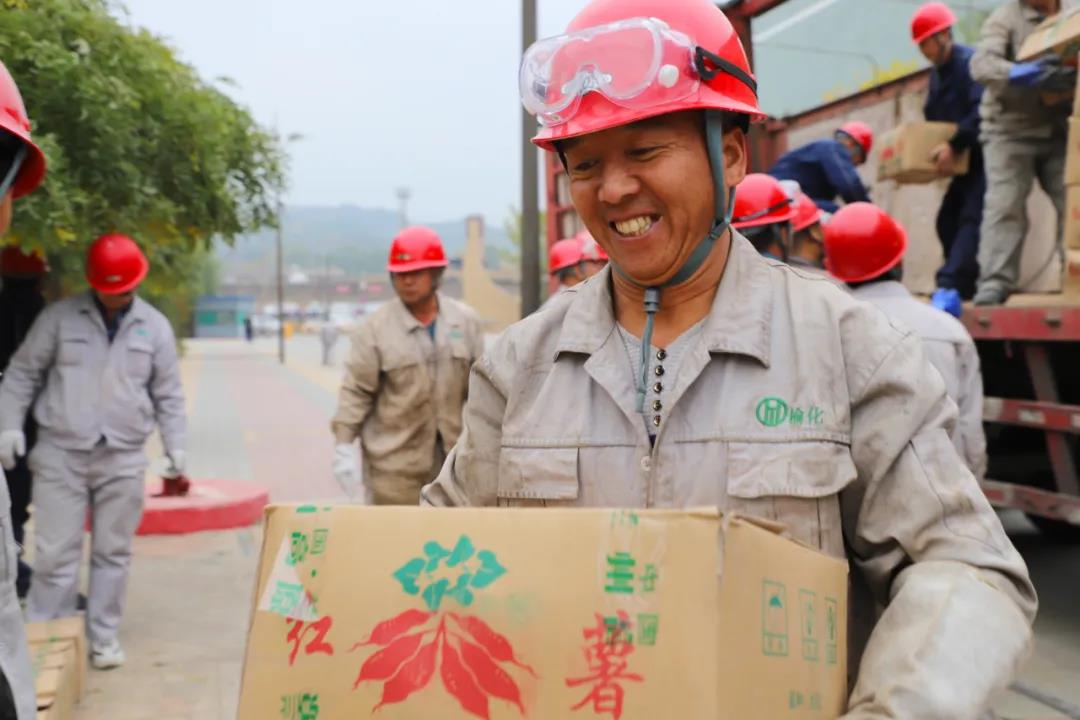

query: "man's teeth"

left=614, top=216, right=654, bottom=237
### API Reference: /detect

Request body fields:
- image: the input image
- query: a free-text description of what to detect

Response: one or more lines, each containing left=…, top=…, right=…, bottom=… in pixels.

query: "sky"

left=119, top=0, right=587, bottom=227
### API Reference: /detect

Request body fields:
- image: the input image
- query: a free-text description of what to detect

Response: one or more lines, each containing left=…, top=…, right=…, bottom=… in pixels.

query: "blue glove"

left=931, top=288, right=962, bottom=318
left=1009, top=61, right=1045, bottom=86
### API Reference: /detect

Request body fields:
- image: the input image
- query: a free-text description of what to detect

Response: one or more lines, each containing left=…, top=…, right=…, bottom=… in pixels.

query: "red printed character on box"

left=566, top=611, right=643, bottom=719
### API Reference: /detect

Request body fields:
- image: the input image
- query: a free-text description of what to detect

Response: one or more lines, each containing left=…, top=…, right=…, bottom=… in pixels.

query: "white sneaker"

left=90, top=639, right=125, bottom=670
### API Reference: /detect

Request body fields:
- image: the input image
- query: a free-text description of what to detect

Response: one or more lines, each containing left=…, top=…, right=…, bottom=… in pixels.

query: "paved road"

left=53, top=335, right=1080, bottom=719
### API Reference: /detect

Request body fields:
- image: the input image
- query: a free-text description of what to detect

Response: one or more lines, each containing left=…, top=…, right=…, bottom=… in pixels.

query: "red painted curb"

left=136, top=478, right=270, bottom=535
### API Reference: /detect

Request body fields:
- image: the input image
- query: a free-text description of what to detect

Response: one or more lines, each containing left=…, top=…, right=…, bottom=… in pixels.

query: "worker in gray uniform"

left=0, top=58, right=48, bottom=720
left=0, top=233, right=187, bottom=671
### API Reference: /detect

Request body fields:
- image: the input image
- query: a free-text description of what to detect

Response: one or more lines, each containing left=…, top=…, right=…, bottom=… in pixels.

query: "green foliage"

left=0, top=0, right=283, bottom=327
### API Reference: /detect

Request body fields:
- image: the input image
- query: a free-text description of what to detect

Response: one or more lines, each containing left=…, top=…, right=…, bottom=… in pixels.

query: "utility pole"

left=397, top=187, right=411, bottom=230
left=520, top=0, right=540, bottom=317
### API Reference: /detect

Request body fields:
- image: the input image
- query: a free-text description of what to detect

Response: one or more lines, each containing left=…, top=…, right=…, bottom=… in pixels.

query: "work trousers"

left=976, top=133, right=1066, bottom=302
left=935, top=162, right=986, bottom=299
left=25, top=439, right=146, bottom=647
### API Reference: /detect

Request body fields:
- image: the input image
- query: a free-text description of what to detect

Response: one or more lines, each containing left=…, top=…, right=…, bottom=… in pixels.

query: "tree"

left=0, top=0, right=284, bottom=329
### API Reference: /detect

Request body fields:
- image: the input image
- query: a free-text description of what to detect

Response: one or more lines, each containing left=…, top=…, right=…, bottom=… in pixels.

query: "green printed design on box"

left=638, top=614, right=659, bottom=646
left=825, top=596, right=839, bottom=665
left=280, top=692, right=319, bottom=719
left=268, top=581, right=304, bottom=616
left=800, top=589, right=819, bottom=662
left=310, top=528, right=329, bottom=556
left=604, top=552, right=636, bottom=594
left=762, top=580, right=789, bottom=657
left=288, top=531, right=310, bottom=566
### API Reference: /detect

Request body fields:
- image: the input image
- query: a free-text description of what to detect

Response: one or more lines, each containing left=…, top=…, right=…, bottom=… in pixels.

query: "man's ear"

left=722, top=128, right=748, bottom=191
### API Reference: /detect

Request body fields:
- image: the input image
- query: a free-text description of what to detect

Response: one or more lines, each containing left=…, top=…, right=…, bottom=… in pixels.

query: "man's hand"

left=163, top=450, right=186, bottom=479
left=332, top=443, right=362, bottom=500
left=0, top=430, right=26, bottom=471
left=931, top=143, right=956, bottom=177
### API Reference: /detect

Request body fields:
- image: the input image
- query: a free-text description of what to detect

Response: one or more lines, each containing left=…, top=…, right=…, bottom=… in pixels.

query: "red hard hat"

left=0, top=245, right=47, bottom=276
left=911, top=2, right=957, bottom=45
left=575, top=229, right=608, bottom=262
left=387, top=226, right=448, bottom=273
left=86, top=234, right=149, bottom=294
left=731, top=174, right=796, bottom=230
left=823, top=203, right=907, bottom=283
left=792, top=192, right=823, bottom=233
left=528, top=0, right=763, bottom=150
left=549, top=237, right=585, bottom=274
left=0, top=62, right=46, bottom=198
left=837, top=121, right=873, bottom=157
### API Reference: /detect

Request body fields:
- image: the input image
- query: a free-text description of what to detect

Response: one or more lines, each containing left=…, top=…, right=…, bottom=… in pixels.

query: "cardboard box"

left=1066, top=118, right=1080, bottom=186
left=238, top=505, right=848, bottom=719
left=1065, top=249, right=1080, bottom=296
left=876, top=121, right=970, bottom=184
left=1019, top=7, right=1080, bottom=61
left=1066, top=186, right=1080, bottom=250
left=27, top=616, right=85, bottom=720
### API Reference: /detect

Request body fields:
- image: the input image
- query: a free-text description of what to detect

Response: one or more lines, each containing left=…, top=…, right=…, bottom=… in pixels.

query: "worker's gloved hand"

left=0, top=430, right=26, bottom=471
left=1009, top=60, right=1047, bottom=86
left=1010, top=58, right=1077, bottom=92
left=332, top=443, right=362, bottom=500
left=931, top=288, right=962, bottom=318
left=162, top=450, right=186, bottom=479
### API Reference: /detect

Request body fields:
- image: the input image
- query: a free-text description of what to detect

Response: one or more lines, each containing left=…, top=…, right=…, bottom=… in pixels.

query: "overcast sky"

left=120, top=0, right=587, bottom=227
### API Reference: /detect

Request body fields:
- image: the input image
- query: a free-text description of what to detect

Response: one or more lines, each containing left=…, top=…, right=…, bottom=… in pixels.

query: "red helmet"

left=731, top=174, right=796, bottom=230
left=86, top=234, right=149, bottom=294
left=911, top=2, right=957, bottom=45
left=387, top=226, right=448, bottom=273
left=0, top=245, right=47, bottom=276
left=792, top=192, right=823, bottom=233
left=836, top=121, right=873, bottom=158
left=549, top=237, right=585, bottom=274
left=575, top=229, right=608, bottom=262
left=525, top=0, right=763, bottom=150
left=0, top=62, right=46, bottom=198
left=823, top=203, right=907, bottom=283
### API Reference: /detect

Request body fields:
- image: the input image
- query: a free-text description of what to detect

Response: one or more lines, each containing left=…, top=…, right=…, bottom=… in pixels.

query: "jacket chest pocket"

left=58, top=335, right=88, bottom=366
left=497, top=446, right=580, bottom=508
left=126, top=341, right=154, bottom=384
left=725, top=441, right=855, bottom=558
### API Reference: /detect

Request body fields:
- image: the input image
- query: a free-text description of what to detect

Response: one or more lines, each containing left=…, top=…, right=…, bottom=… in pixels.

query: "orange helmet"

left=523, top=0, right=762, bottom=150
left=791, top=192, right=823, bottom=233
left=836, top=121, right=873, bottom=158
left=86, top=234, right=149, bottom=294
left=731, top=174, right=796, bottom=230
left=575, top=229, right=608, bottom=262
left=0, top=62, right=46, bottom=198
left=387, top=226, right=448, bottom=273
left=823, top=203, right=907, bottom=283
left=911, top=2, right=956, bottom=45
left=0, top=245, right=47, bottom=276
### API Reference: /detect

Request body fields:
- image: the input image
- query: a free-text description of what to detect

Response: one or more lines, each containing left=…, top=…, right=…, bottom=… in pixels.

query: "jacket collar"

left=387, top=292, right=456, bottom=333
left=555, top=231, right=773, bottom=367
left=850, top=280, right=911, bottom=301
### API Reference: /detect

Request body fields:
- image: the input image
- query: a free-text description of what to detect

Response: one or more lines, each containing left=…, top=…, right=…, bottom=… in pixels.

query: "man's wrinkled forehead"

left=557, top=113, right=701, bottom=154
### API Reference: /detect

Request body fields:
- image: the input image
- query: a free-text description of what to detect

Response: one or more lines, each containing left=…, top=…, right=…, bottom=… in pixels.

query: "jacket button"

left=654, top=365, right=665, bottom=377
left=656, top=348, right=667, bottom=361
left=652, top=400, right=662, bottom=412
left=652, top=415, right=661, bottom=427
left=653, top=382, right=663, bottom=393
left=640, top=456, right=651, bottom=471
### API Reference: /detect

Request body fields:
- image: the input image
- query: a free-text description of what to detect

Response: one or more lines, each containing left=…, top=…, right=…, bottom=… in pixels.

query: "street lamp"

left=276, top=131, right=304, bottom=364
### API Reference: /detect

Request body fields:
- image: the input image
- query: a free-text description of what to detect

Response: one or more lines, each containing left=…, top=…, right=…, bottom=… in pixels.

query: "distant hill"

left=217, top=205, right=512, bottom=281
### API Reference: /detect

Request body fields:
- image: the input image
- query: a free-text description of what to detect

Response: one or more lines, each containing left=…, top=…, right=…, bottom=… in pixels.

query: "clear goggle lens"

left=520, top=17, right=701, bottom=128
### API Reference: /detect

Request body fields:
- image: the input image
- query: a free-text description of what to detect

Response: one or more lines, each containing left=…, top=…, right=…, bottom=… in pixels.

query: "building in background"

left=193, top=294, right=256, bottom=338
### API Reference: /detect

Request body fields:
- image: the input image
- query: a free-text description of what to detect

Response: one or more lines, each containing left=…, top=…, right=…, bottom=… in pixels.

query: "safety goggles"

left=520, top=16, right=755, bottom=128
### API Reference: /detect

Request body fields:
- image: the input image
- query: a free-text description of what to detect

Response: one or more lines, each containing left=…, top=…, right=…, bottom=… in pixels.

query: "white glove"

left=332, top=443, right=362, bottom=500
left=163, top=450, right=186, bottom=479
left=0, top=430, right=26, bottom=471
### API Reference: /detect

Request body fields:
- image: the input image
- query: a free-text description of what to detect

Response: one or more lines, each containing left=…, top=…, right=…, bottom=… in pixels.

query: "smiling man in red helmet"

left=0, top=233, right=187, bottom=673
left=422, top=0, right=1035, bottom=715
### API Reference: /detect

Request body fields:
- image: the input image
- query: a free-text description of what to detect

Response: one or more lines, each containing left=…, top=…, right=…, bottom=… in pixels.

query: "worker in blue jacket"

left=911, top=2, right=987, bottom=314
left=768, top=121, right=872, bottom=213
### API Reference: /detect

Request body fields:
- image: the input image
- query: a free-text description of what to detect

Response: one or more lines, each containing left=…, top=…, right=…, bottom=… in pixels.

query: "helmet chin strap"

left=612, top=109, right=734, bottom=414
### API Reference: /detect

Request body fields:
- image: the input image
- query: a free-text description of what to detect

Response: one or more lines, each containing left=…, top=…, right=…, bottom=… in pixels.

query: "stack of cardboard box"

left=876, top=121, right=969, bottom=185
left=26, top=617, right=85, bottom=720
